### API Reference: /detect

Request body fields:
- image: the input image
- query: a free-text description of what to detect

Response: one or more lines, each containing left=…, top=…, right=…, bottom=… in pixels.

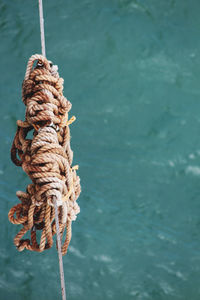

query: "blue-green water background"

left=1, top=0, right=200, bottom=299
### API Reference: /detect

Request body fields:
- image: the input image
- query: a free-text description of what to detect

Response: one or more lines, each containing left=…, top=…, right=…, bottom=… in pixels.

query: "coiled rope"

left=8, top=2, right=81, bottom=298
left=8, top=53, right=81, bottom=255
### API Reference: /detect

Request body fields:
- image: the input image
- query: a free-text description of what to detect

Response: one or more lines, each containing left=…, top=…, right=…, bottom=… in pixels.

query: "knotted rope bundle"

left=8, top=54, right=81, bottom=255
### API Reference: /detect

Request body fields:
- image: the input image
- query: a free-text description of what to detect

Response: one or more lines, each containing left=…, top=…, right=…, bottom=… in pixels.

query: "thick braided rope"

left=8, top=54, right=81, bottom=255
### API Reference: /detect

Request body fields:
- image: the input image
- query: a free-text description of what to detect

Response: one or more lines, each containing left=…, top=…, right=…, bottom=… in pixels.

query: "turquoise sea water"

left=1, top=0, right=200, bottom=299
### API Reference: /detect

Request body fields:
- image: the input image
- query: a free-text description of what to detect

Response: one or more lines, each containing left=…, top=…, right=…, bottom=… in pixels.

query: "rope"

left=38, top=0, right=46, bottom=57
left=8, top=2, right=81, bottom=299
left=8, top=54, right=81, bottom=253
left=37, top=2, right=67, bottom=299
left=53, top=196, right=67, bottom=300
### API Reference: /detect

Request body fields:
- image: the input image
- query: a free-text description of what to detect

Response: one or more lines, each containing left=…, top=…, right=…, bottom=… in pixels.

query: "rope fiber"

left=8, top=54, right=81, bottom=255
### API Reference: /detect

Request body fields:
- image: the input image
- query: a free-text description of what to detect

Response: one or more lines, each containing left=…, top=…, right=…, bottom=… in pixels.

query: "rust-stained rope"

left=8, top=54, right=81, bottom=255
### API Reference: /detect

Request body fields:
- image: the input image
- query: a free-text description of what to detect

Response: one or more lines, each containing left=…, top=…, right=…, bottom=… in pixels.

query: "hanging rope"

left=8, top=54, right=81, bottom=255
left=38, top=0, right=46, bottom=57
left=37, top=2, right=67, bottom=299
left=8, top=1, right=81, bottom=300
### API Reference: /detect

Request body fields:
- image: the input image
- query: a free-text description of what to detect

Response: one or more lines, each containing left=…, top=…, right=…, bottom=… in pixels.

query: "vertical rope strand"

left=53, top=197, right=67, bottom=300
left=38, top=1, right=66, bottom=300
left=38, top=0, right=46, bottom=57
